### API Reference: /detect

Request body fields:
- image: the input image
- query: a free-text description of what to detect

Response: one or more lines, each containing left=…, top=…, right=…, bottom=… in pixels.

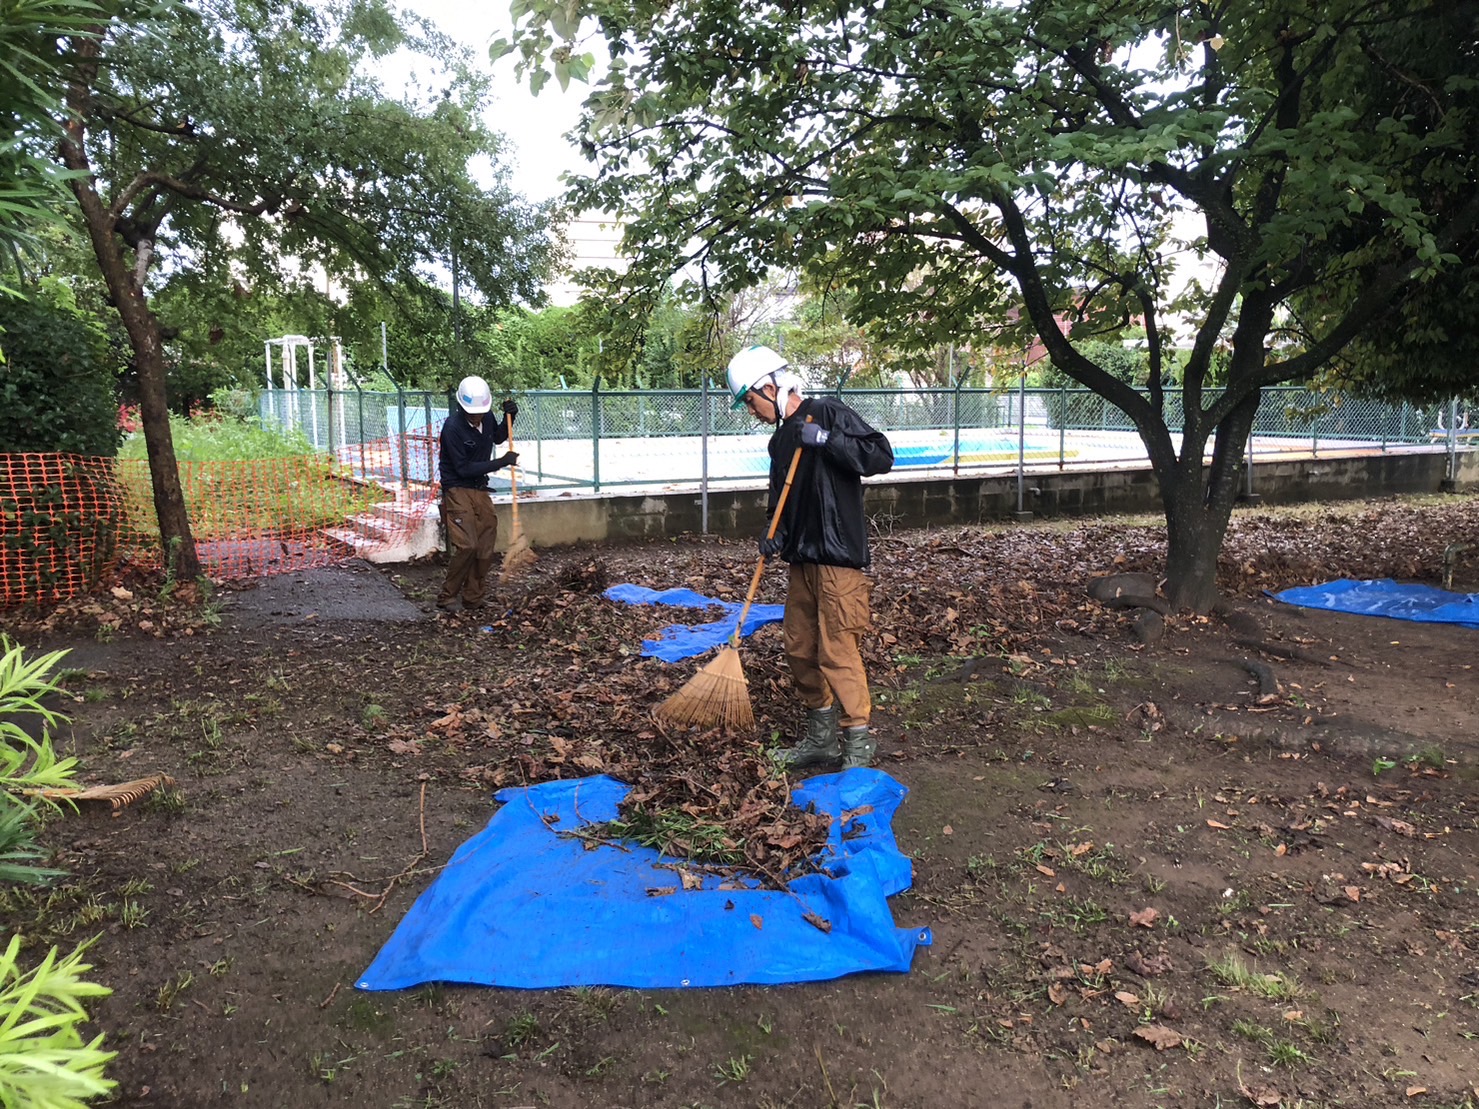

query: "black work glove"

left=758, top=534, right=785, bottom=557
left=801, top=422, right=830, bottom=448
left=501, top=398, right=519, bottom=420
left=495, top=451, right=520, bottom=470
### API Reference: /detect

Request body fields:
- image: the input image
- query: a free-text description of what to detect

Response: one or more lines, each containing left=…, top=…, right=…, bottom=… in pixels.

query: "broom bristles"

left=499, top=531, right=537, bottom=581
left=653, top=646, right=755, bottom=733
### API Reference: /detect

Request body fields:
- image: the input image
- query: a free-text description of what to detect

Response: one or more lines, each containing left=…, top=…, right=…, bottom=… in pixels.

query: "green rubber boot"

left=840, top=725, right=877, bottom=771
left=780, top=706, right=841, bottom=770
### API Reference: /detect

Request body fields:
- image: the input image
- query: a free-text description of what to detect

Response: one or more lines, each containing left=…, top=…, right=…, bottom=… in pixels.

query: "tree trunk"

left=1158, top=394, right=1260, bottom=614
left=60, top=114, right=201, bottom=582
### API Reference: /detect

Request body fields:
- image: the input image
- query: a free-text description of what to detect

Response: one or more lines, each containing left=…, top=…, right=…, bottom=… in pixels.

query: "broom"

left=499, top=412, right=537, bottom=581
left=653, top=431, right=807, bottom=733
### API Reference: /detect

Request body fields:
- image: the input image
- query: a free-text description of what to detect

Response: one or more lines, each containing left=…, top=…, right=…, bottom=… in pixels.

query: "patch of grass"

left=713, top=1053, right=752, bottom=1085
left=504, top=1012, right=540, bottom=1046
left=1038, top=895, right=1109, bottom=932
left=568, top=985, right=620, bottom=1022
left=1206, top=951, right=1304, bottom=1002
left=1232, top=1018, right=1274, bottom=1043
left=155, top=970, right=194, bottom=1013
left=1267, top=1039, right=1313, bottom=1068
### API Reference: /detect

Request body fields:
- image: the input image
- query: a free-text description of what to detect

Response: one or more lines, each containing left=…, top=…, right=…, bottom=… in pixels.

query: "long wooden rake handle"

left=505, top=413, right=521, bottom=535
left=729, top=424, right=808, bottom=648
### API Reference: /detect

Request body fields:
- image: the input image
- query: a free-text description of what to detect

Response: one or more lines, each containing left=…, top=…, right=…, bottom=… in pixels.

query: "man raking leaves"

left=659, top=346, right=894, bottom=770
left=436, top=377, right=519, bottom=614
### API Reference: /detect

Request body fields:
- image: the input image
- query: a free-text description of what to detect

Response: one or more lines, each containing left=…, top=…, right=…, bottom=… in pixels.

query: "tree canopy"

left=506, top=0, right=1479, bottom=610
left=50, top=0, right=560, bottom=577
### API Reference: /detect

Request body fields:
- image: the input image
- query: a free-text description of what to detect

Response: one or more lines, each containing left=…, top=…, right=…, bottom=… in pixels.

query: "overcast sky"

left=388, top=0, right=589, bottom=205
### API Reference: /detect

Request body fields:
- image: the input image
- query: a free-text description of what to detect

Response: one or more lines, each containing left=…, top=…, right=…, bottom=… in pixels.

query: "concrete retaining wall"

left=477, top=447, right=1475, bottom=554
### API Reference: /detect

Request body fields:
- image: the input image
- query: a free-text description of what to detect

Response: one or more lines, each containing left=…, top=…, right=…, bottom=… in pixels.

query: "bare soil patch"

left=8, top=493, right=1479, bottom=1109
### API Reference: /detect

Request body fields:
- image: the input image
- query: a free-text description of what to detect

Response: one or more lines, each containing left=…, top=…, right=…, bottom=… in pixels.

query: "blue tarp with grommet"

left=603, top=584, right=786, bottom=662
left=356, top=769, right=931, bottom=991
left=1273, top=578, right=1479, bottom=629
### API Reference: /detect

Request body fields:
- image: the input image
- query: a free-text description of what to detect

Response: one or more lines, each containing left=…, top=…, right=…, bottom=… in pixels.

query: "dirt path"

left=8, top=495, right=1479, bottom=1108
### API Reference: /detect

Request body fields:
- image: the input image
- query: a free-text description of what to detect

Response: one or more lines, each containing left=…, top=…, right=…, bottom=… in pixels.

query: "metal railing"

left=260, top=383, right=1474, bottom=495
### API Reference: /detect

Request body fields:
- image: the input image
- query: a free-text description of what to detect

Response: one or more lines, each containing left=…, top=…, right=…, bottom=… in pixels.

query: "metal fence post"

left=534, top=390, right=545, bottom=481
left=952, top=377, right=963, bottom=477
left=395, top=381, right=409, bottom=491
left=1448, top=396, right=1460, bottom=485
left=701, top=376, right=711, bottom=534
left=592, top=377, right=602, bottom=492
left=423, top=390, right=433, bottom=485
left=1058, top=382, right=1067, bottom=468
left=1016, top=373, right=1028, bottom=515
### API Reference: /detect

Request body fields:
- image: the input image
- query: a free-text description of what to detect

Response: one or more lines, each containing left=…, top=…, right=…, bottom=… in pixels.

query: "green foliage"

left=0, top=283, right=121, bottom=456
left=0, top=934, right=116, bottom=1108
left=507, top=0, right=1478, bottom=610
left=0, top=0, right=102, bottom=280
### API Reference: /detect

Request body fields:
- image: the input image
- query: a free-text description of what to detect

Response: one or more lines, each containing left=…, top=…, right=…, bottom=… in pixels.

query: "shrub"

left=0, top=281, right=121, bottom=457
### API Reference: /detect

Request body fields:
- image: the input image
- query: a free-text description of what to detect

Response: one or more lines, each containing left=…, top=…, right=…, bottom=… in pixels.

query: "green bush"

left=0, top=282, right=121, bottom=457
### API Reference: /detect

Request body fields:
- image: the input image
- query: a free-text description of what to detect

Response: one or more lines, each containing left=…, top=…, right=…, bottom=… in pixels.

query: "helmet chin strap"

left=767, top=370, right=804, bottom=425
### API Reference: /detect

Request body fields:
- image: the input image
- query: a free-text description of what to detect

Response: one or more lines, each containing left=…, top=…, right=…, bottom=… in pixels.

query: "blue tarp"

left=1275, top=578, right=1479, bottom=629
left=357, top=770, right=931, bottom=991
left=604, top=584, right=785, bottom=662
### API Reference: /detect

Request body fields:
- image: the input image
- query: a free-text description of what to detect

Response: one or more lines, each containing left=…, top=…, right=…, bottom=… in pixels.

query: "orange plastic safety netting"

left=0, top=447, right=439, bottom=607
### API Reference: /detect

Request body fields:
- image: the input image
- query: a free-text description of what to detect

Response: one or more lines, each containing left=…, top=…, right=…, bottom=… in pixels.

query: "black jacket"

left=439, top=411, right=511, bottom=491
left=766, top=396, right=893, bottom=568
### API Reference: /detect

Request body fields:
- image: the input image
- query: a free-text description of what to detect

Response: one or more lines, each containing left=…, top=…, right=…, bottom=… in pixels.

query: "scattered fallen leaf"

left=1129, top=907, right=1160, bottom=928
left=1114, top=990, right=1140, bottom=1008
left=1133, top=1024, right=1183, bottom=1051
left=1206, top=819, right=1232, bottom=830
left=1035, top=863, right=1056, bottom=877
left=1406, top=1087, right=1427, bottom=1098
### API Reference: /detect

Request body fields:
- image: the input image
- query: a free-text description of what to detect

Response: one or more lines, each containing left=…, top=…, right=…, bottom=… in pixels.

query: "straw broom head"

left=653, top=646, right=755, bottom=733
left=499, top=531, right=536, bottom=581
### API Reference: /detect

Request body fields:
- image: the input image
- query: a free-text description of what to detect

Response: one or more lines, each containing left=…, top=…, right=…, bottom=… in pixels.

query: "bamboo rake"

left=500, top=412, right=536, bottom=581
left=653, top=425, right=808, bottom=732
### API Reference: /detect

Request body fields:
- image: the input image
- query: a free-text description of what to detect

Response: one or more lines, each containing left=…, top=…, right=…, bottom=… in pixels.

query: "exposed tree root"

left=1224, top=655, right=1279, bottom=699
left=1232, top=635, right=1338, bottom=667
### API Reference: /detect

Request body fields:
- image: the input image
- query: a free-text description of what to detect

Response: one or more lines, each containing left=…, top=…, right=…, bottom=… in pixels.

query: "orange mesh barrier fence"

left=1, top=447, right=440, bottom=608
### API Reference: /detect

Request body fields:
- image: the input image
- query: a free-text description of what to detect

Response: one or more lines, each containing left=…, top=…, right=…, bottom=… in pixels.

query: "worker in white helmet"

left=727, top=344, right=894, bottom=770
left=436, top=375, right=519, bottom=613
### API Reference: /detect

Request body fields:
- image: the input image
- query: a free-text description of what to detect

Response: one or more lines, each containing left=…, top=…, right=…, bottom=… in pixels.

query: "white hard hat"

left=455, top=375, right=492, bottom=414
left=726, top=345, right=788, bottom=409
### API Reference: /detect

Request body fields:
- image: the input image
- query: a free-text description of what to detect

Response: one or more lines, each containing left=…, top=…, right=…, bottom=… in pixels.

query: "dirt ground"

left=7, top=493, right=1479, bottom=1109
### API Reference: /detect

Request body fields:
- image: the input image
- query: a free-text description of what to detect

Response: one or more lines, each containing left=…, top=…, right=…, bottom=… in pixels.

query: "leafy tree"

left=0, top=0, right=101, bottom=289
left=505, top=0, right=1479, bottom=611
left=50, top=0, right=557, bottom=579
left=0, top=281, right=121, bottom=455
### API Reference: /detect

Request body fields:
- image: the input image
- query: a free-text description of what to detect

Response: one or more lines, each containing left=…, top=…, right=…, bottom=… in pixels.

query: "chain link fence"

left=260, top=384, right=1476, bottom=494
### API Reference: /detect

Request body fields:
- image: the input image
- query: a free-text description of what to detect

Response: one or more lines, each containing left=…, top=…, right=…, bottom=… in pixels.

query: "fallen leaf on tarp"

left=1133, top=1024, right=1183, bottom=1051
left=750, top=913, right=763, bottom=930
left=646, top=887, right=675, bottom=897
left=678, top=869, right=703, bottom=891
left=1129, top=907, right=1160, bottom=928
left=803, top=911, right=832, bottom=934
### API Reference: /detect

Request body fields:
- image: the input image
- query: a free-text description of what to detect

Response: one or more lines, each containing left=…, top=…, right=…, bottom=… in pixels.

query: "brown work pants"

left=438, top=486, right=499, bottom=607
left=783, top=563, right=874, bottom=728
